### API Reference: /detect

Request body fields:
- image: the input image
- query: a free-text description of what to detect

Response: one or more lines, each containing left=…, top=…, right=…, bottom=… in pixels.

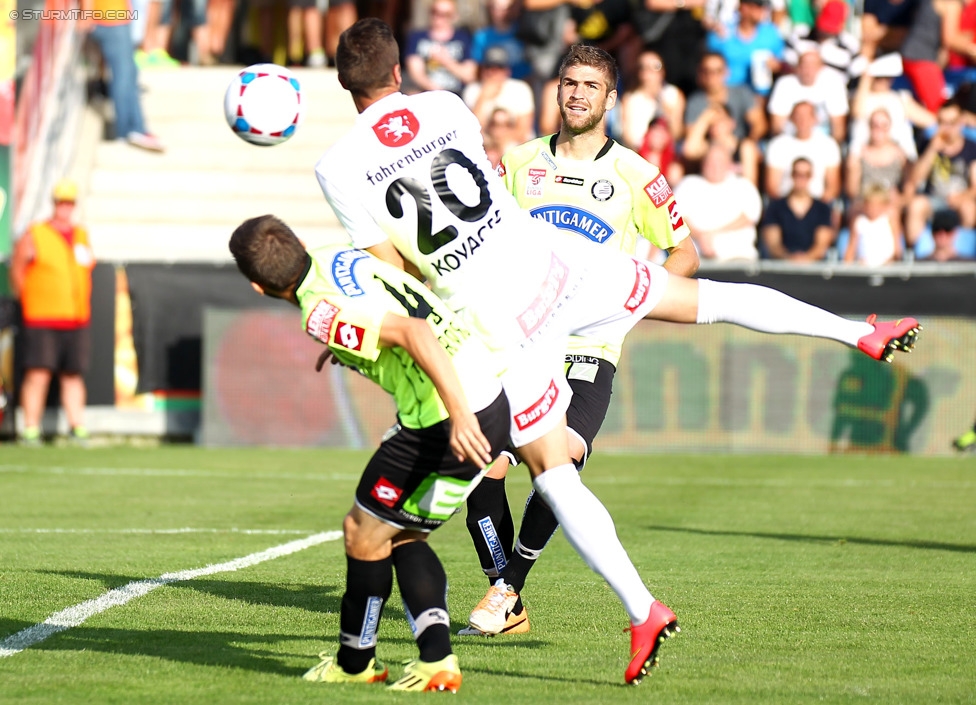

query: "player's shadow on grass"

left=32, top=625, right=323, bottom=675
left=38, top=571, right=356, bottom=615
left=14, top=573, right=422, bottom=676
left=645, top=525, right=976, bottom=553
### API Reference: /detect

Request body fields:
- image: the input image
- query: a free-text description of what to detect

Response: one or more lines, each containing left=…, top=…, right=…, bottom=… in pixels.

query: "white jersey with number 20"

left=315, top=90, right=670, bottom=446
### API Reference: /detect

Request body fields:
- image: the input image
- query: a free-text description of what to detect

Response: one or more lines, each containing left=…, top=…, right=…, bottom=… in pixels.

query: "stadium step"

left=85, top=66, right=357, bottom=263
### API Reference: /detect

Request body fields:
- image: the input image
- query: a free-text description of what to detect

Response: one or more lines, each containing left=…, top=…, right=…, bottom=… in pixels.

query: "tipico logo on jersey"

left=371, top=477, right=403, bottom=507
left=331, top=249, right=370, bottom=296
left=517, top=253, right=569, bottom=337
left=525, top=168, right=546, bottom=198
left=625, top=259, right=652, bottom=313
left=667, top=200, right=684, bottom=230
left=478, top=517, right=508, bottom=574
left=334, top=321, right=365, bottom=351
left=372, top=109, right=418, bottom=147
left=644, top=173, right=672, bottom=208
left=529, top=205, right=614, bottom=244
left=306, top=300, right=340, bottom=343
left=515, top=379, right=560, bottom=430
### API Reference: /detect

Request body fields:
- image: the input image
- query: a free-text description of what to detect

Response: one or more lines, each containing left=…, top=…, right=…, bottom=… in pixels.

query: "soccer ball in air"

left=224, top=63, right=304, bottom=146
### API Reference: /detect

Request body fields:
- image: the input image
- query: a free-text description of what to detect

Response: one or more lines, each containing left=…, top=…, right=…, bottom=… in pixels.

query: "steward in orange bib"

left=9, top=179, right=95, bottom=445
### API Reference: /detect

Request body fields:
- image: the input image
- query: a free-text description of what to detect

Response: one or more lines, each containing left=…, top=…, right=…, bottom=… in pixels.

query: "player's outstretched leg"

left=303, top=555, right=392, bottom=684
left=625, top=600, right=680, bottom=685
left=680, top=279, right=921, bottom=362
left=387, top=541, right=462, bottom=693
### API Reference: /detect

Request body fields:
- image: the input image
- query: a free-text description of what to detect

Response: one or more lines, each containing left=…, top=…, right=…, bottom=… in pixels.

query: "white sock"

left=696, top=279, right=873, bottom=348
left=532, top=464, right=653, bottom=624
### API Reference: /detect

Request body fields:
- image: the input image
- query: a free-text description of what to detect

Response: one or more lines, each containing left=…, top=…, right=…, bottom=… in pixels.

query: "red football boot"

left=857, top=314, right=920, bottom=363
left=624, top=600, right=679, bottom=685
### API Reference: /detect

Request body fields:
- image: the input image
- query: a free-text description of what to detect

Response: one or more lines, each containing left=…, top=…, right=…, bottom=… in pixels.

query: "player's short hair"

left=337, top=18, right=400, bottom=97
left=558, top=44, right=619, bottom=93
left=229, top=215, right=308, bottom=292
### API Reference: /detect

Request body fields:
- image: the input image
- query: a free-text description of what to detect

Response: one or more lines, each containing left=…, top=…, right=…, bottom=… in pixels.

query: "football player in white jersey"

left=316, top=19, right=921, bottom=685
left=460, top=44, right=700, bottom=639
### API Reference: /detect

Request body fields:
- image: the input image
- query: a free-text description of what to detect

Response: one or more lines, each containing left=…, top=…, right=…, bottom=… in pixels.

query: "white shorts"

left=463, top=240, right=671, bottom=448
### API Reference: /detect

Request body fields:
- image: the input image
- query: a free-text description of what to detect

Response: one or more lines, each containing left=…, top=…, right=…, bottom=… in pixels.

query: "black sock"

left=336, top=555, right=393, bottom=675
left=502, top=488, right=560, bottom=595
left=464, top=477, right=514, bottom=584
left=392, top=541, right=452, bottom=663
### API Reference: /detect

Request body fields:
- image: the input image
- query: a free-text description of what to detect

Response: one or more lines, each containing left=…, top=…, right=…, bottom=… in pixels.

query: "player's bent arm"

left=662, top=236, right=700, bottom=277
left=365, top=241, right=424, bottom=281
left=377, top=313, right=493, bottom=468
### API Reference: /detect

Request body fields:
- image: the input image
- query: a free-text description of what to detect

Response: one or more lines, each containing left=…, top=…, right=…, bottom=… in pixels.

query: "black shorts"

left=564, top=355, right=616, bottom=465
left=355, top=392, right=511, bottom=532
left=20, top=326, right=91, bottom=374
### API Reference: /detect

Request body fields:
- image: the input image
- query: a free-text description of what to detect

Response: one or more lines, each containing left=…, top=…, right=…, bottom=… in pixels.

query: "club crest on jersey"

left=331, top=249, right=370, bottom=296
left=644, top=173, right=672, bottom=207
left=526, top=168, right=546, bottom=197
left=306, top=300, right=340, bottom=343
left=373, top=109, right=417, bottom=147
left=528, top=205, right=614, bottom=243
left=371, top=477, right=403, bottom=507
left=334, top=321, right=365, bottom=351
left=591, top=179, right=614, bottom=201
left=625, top=259, right=652, bottom=313
left=668, top=200, right=684, bottom=230
left=554, top=175, right=584, bottom=186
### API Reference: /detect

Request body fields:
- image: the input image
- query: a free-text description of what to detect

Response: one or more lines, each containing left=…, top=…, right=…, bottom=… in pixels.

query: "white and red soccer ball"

left=224, top=63, right=304, bottom=146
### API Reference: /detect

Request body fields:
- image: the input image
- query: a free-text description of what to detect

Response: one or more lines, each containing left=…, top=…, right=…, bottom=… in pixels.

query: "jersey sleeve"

left=630, top=164, right=691, bottom=251
left=315, top=157, right=390, bottom=250
left=303, top=292, right=385, bottom=363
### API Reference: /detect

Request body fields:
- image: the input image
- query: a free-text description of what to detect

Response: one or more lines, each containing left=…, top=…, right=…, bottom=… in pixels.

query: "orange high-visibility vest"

left=20, top=221, right=95, bottom=328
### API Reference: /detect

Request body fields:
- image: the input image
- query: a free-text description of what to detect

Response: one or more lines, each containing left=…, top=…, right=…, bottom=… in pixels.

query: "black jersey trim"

left=548, top=133, right=615, bottom=161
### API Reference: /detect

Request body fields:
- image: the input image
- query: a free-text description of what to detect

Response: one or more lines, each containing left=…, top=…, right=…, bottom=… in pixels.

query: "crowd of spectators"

left=125, top=0, right=976, bottom=264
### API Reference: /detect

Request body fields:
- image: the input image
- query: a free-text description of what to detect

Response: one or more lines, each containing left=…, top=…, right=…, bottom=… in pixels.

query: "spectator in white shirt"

left=767, top=41, right=850, bottom=142
left=765, top=100, right=843, bottom=202
left=675, top=143, right=763, bottom=261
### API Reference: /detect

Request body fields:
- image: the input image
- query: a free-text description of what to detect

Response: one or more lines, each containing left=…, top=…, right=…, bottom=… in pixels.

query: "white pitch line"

left=0, top=528, right=316, bottom=535
left=0, top=530, right=343, bottom=659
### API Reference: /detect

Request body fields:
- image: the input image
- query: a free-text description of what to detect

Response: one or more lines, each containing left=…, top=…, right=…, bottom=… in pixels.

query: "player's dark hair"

left=558, top=44, right=619, bottom=93
left=229, top=215, right=308, bottom=293
left=337, top=18, right=400, bottom=97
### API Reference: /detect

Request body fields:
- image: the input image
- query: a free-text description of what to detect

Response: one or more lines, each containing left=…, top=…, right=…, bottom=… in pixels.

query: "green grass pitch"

left=1, top=446, right=974, bottom=704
